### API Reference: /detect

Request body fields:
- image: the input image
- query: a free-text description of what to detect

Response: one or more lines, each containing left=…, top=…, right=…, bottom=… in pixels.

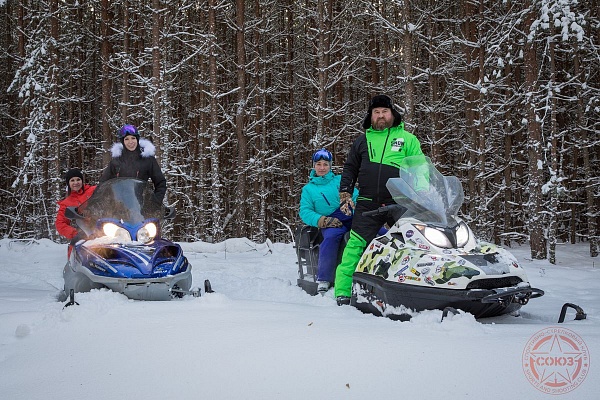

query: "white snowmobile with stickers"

left=351, top=156, right=544, bottom=320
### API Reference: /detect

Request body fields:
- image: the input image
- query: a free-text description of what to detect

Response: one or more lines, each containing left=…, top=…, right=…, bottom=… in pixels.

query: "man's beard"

left=373, top=118, right=392, bottom=130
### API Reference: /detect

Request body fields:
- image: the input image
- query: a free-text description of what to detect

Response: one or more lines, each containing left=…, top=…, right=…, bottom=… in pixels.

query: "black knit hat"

left=65, top=168, right=84, bottom=193
left=362, top=94, right=403, bottom=130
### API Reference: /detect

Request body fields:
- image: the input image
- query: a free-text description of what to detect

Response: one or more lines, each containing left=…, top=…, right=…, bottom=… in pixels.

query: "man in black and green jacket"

left=334, top=94, right=424, bottom=305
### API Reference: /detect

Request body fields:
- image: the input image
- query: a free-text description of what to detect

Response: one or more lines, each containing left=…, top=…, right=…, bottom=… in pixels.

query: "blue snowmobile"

left=62, top=178, right=200, bottom=303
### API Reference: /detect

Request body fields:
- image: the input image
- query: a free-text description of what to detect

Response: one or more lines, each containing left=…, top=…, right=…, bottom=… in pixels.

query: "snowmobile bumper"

left=352, top=272, right=544, bottom=319
left=68, top=262, right=192, bottom=301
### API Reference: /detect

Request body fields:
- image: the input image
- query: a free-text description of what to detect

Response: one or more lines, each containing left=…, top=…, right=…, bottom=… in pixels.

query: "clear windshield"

left=76, top=178, right=165, bottom=235
left=386, top=156, right=464, bottom=227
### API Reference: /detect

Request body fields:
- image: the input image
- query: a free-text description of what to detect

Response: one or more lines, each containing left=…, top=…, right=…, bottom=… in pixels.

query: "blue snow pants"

left=317, top=209, right=352, bottom=283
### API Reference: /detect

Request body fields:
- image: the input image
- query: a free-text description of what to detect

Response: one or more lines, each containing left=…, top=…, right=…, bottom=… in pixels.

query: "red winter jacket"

left=55, top=184, right=97, bottom=239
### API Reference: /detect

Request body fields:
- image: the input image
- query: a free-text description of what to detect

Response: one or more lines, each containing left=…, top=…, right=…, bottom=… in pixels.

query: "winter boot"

left=336, top=296, right=351, bottom=306
left=317, top=281, right=330, bottom=295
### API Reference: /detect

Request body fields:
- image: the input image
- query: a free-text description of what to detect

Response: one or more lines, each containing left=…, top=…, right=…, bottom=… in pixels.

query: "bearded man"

left=334, top=94, right=425, bottom=305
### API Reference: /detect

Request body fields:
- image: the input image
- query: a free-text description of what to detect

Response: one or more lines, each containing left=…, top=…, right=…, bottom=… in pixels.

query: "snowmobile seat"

left=294, top=225, right=350, bottom=296
left=294, top=225, right=322, bottom=295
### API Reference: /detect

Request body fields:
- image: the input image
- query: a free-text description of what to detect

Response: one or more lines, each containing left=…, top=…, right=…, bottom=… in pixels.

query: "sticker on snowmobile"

left=433, top=263, right=480, bottom=284
left=406, top=229, right=414, bottom=238
left=394, top=265, right=409, bottom=276
left=479, top=243, right=498, bottom=254
left=375, top=254, right=393, bottom=278
left=370, top=242, right=383, bottom=251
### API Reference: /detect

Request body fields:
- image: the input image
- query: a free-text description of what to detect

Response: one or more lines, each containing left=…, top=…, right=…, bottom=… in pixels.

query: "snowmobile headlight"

left=422, top=226, right=453, bottom=248
left=102, top=223, right=131, bottom=241
left=456, top=222, right=470, bottom=247
left=416, top=224, right=452, bottom=248
left=137, top=223, right=157, bottom=243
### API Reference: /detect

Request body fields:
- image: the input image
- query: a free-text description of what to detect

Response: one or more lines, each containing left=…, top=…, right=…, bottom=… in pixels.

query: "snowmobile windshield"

left=386, top=156, right=464, bottom=226
left=75, top=178, right=165, bottom=236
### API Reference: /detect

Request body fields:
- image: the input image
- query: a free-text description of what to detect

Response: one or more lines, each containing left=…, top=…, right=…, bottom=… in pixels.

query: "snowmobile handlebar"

left=362, top=204, right=406, bottom=218
left=65, top=206, right=84, bottom=220
left=362, top=206, right=390, bottom=217
left=164, top=207, right=176, bottom=220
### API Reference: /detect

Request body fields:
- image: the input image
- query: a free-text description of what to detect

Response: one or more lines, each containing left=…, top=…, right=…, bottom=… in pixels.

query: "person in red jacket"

left=55, top=168, right=96, bottom=240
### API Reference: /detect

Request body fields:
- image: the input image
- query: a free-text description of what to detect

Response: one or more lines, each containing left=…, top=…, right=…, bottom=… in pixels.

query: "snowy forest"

left=0, top=0, right=598, bottom=262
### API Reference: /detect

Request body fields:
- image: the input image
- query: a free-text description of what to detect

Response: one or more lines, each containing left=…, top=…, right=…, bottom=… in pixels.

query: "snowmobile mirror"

left=164, top=207, right=176, bottom=220
left=65, top=206, right=84, bottom=220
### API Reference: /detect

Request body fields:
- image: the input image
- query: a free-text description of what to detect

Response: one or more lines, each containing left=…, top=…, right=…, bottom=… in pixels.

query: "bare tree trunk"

left=502, top=27, right=514, bottom=247
left=475, top=0, right=489, bottom=239
left=48, top=0, right=60, bottom=239
left=427, top=8, right=442, bottom=160
left=121, top=0, right=130, bottom=121
left=548, top=24, right=558, bottom=265
left=315, top=0, right=328, bottom=143
left=235, top=0, right=248, bottom=237
left=462, top=0, right=479, bottom=221
left=368, top=21, right=379, bottom=89
left=523, top=3, right=546, bottom=259
left=401, top=0, right=414, bottom=122
left=574, top=44, right=598, bottom=257
left=100, top=0, right=112, bottom=164
left=208, top=0, right=223, bottom=242
left=152, top=0, right=162, bottom=152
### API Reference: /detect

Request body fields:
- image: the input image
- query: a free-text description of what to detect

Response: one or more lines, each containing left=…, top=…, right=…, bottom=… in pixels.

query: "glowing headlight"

left=456, top=221, right=470, bottom=247
left=137, top=223, right=157, bottom=243
left=102, top=223, right=131, bottom=241
left=422, top=226, right=453, bottom=248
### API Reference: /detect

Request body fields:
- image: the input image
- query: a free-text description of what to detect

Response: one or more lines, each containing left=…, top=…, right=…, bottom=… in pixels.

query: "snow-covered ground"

left=0, top=237, right=597, bottom=399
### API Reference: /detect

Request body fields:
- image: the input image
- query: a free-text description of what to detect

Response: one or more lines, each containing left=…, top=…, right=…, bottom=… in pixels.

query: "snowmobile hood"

left=81, top=238, right=186, bottom=278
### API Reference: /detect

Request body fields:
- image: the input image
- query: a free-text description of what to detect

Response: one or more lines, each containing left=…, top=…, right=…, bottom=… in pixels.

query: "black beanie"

left=362, top=94, right=403, bottom=130
left=65, top=168, right=84, bottom=193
